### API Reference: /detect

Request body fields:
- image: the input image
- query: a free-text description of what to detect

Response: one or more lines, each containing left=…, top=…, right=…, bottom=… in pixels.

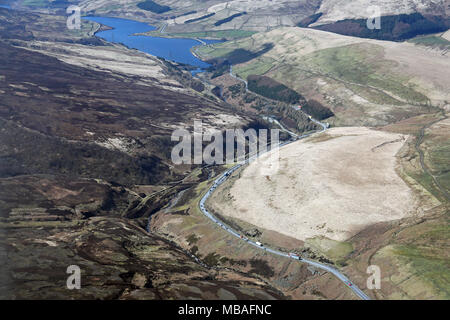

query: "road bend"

left=198, top=114, right=371, bottom=300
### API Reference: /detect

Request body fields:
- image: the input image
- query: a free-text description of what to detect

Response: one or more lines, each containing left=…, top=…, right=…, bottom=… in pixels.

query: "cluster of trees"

left=169, top=10, right=197, bottom=19
left=297, top=13, right=323, bottom=28
left=185, top=12, right=215, bottom=24
left=190, top=79, right=205, bottom=92
left=137, top=0, right=171, bottom=14
left=247, top=75, right=334, bottom=120
left=314, top=13, right=449, bottom=41
left=247, top=75, right=301, bottom=104
left=228, top=83, right=243, bottom=96
left=214, top=12, right=247, bottom=26
left=209, top=62, right=230, bottom=79
left=302, top=99, right=334, bottom=120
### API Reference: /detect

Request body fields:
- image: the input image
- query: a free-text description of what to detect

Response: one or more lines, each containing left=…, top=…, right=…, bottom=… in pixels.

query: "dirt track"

left=209, top=127, right=418, bottom=242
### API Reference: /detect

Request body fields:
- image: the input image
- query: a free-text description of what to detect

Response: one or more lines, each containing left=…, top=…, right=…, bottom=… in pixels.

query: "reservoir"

left=83, top=16, right=222, bottom=74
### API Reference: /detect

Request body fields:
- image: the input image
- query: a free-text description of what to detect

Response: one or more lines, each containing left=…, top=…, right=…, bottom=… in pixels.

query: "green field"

left=199, top=38, right=430, bottom=106
left=233, top=57, right=275, bottom=79
left=305, top=237, right=353, bottom=265
left=141, top=29, right=257, bottom=42
left=196, top=45, right=236, bottom=60
left=298, top=43, right=429, bottom=105
left=426, top=136, right=450, bottom=198
left=410, top=35, right=450, bottom=50
left=195, top=36, right=255, bottom=60
left=170, top=30, right=257, bottom=40
left=394, top=239, right=450, bottom=299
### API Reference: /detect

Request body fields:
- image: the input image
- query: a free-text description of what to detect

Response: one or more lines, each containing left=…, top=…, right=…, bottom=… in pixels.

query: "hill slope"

left=197, top=27, right=450, bottom=126
left=0, top=8, right=286, bottom=299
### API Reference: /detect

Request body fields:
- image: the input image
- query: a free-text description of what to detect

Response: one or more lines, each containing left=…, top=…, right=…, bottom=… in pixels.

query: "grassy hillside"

left=196, top=23, right=450, bottom=299
left=314, top=13, right=449, bottom=41
left=409, top=34, right=450, bottom=50
left=346, top=113, right=450, bottom=300
left=0, top=8, right=290, bottom=300
left=197, top=27, right=449, bottom=126
left=12, top=0, right=447, bottom=38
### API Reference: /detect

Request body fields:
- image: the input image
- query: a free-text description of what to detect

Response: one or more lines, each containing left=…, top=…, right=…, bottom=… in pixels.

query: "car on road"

left=289, top=253, right=300, bottom=259
left=240, top=235, right=249, bottom=241
left=255, top=241, right=263, bottom=247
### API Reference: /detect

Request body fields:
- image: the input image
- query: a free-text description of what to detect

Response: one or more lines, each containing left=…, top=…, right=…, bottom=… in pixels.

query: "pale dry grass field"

left=311, top=0, right=446, bottom=26
left=443, top=30, right=450, bottom=41
left=21, top=41, right=183, bottom=90
left=209, top=127, right=419, bottom=242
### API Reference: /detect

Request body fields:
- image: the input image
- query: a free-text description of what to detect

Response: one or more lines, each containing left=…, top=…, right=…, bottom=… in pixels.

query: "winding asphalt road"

left=198, top=114, right=371, bottom=300
left=229, top=65, right=248, bottom=90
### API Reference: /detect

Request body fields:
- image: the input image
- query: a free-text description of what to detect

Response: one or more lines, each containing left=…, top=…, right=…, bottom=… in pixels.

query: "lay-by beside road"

left=198, top=115, right=371, bottom=300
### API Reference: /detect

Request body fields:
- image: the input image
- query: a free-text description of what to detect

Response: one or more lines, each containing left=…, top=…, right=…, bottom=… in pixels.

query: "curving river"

left=83, top=16, right=222, bottom=74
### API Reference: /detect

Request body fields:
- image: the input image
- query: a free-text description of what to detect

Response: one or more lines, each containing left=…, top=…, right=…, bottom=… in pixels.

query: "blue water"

left=83, top=16, right=222, bottom=73
left=0, top=4, right=11, bottom=9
